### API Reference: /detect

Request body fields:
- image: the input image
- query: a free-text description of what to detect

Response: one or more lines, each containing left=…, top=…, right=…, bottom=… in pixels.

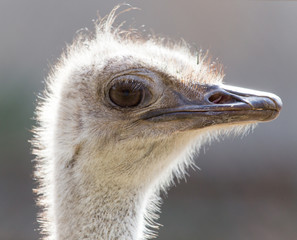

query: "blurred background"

left=0, top=0, right=296, bottom=239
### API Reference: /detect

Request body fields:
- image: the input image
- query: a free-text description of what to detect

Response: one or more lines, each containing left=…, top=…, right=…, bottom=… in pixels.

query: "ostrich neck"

left=54, top=169, right=147, bottom=240
left=50, top=134, right=193, bottom=240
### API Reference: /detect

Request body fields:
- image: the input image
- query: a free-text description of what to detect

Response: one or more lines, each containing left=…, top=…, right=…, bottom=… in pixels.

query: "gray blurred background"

left=0, top=0, right=296, bottom=239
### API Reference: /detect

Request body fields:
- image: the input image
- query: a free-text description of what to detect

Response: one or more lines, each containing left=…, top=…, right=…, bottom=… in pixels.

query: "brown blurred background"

left=0, top=0, right=296, bottom=239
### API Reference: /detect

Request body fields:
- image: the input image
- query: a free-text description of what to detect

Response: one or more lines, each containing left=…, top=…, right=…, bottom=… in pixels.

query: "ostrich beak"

left=142, top=84, right=282, bottom=128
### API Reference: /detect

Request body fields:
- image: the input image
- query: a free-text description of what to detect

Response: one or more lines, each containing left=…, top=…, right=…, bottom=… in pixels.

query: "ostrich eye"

left=109, top=81, right=146, bottom=108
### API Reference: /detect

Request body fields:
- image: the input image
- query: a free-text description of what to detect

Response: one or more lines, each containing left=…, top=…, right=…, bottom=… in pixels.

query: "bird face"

left=46, top=27, right=283, bottom=185
left=66, top=50, right=282, bottom=145
left=66, top=58, right=281, bottom=183
left=98, top=65, right=282, bottom=137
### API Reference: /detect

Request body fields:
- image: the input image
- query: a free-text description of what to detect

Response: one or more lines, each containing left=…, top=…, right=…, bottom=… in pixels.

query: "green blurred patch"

left=0, top=72, right=41, bottom=174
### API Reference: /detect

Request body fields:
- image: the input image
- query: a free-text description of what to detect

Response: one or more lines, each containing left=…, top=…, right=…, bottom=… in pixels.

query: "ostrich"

left=32, top=7, right=282, bottom=240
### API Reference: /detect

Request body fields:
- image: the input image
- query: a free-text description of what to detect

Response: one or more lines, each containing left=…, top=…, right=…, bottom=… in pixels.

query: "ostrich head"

left=33, top=7, right=282, bottom=240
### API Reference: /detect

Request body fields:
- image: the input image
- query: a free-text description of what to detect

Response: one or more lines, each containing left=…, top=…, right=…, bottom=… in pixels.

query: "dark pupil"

left=109, top=83, right=143, bottom=107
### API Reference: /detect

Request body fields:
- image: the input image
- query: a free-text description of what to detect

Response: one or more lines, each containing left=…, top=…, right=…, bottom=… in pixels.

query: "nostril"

left=208, top=92, right=239, bottom=104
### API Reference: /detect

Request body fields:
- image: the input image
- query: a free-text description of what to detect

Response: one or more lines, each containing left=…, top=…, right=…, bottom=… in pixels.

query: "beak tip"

left=272, top=94, right=283, bottom=112
left=267, top=93, right=282, bottom=121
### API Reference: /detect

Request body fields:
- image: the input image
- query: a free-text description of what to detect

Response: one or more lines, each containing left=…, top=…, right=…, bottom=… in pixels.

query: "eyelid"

left=110, top=68, right=157, bottom=84
left=108, top=75, right=153, bottom=95
left=111, top=74, right=151, bottom=85
left=112, top=80, right=144, bottom=91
